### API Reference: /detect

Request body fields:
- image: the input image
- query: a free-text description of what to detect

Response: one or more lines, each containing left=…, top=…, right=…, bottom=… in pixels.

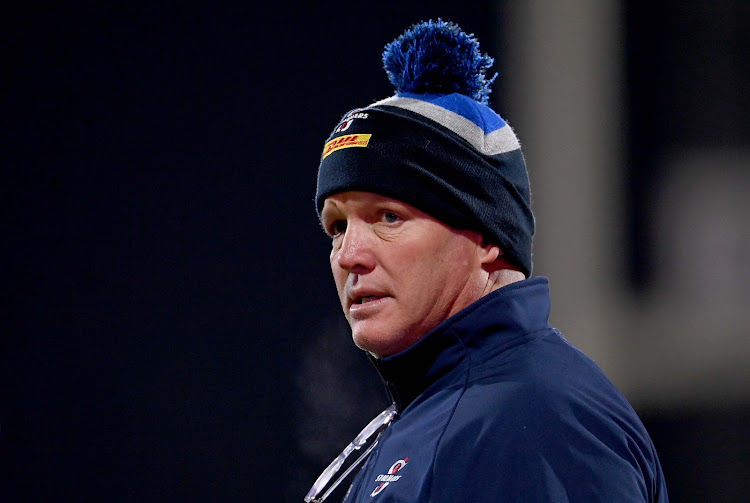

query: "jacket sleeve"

left=430, top=382, right=663, bottom=502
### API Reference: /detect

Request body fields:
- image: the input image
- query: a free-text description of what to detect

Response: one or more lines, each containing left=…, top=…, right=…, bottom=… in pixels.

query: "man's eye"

left=329, top=220, right=347, bottom=236
left=382, top=212, right=400, bottom=223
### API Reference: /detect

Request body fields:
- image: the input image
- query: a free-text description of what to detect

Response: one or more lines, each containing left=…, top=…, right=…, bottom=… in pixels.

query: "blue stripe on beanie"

left=388, top=93, right=508, bottom=134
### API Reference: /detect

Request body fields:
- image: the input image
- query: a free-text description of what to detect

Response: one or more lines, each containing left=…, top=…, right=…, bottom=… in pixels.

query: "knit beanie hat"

left=315, top=19, right=535, bottom=277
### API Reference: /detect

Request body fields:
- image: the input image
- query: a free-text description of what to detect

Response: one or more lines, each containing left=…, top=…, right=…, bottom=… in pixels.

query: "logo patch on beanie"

left=335, top=112, right=369, bottom=132
left=322, top=134, right=372, bottom=159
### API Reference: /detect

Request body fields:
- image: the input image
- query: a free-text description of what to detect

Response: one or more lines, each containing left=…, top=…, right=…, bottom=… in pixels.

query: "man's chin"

left=351, top=325, right=393, bottom=359
left=351, top=325, right=418, bottom=359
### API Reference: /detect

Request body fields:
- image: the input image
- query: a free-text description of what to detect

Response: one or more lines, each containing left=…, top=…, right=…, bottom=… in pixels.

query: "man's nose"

left=336, top=221, right=376, bottom=273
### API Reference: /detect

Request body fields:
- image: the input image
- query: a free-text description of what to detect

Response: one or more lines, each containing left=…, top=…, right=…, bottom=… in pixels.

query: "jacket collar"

left=370, top=277, right=551, bottom=412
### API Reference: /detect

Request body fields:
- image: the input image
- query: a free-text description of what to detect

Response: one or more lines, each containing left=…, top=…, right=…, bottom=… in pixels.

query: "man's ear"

left=479, top=241, right=525, bottom=276
left=478, top=242, right=501, bottom=266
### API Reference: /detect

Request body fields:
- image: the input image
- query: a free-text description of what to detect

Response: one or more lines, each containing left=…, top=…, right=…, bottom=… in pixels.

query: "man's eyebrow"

left=321, top=198, right=344, bottom=215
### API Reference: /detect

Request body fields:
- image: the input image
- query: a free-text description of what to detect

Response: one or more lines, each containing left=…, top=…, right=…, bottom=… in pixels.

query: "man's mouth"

left=358, top=295, right=381, bottom=304
left=348, top=292, right=389, bottom=309
left=348, top=293, right=390, bottom=318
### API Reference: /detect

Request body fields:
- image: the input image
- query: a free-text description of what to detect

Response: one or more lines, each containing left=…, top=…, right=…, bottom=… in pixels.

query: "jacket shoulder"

left=431, top=331, right=665, bottom=502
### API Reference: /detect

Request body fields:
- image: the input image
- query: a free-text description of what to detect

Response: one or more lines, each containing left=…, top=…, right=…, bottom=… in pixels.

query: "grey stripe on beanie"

left=371, top=96, right=521, bottom=156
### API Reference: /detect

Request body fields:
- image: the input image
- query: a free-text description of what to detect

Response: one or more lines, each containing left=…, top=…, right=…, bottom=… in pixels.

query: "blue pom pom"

left=382, top=19, right=497, bottom=105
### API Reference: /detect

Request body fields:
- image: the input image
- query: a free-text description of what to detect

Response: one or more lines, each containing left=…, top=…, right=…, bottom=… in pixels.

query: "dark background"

left=3, top=1, right=749, bottom=501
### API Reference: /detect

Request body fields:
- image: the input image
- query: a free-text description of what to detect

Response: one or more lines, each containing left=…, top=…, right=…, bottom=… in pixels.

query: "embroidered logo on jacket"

left=370, top=457, right=408, bottom=498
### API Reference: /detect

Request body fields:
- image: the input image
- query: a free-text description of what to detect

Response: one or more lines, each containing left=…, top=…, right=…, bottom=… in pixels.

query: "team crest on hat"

left=335, top=111, right=370, bottom=133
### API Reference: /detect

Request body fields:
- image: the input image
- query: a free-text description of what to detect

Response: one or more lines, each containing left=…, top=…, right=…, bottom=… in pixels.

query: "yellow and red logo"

left=322, top=134, right=372, bottom=159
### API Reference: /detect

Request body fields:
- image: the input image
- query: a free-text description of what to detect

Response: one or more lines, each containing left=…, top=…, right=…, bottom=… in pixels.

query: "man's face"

left=321, top=191, right=496, bottom=358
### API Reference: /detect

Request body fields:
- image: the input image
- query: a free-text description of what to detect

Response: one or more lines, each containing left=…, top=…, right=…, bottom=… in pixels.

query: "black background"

left=4, top=1, right=749, bottom=501
left=3, top=2, right=496, bottom=501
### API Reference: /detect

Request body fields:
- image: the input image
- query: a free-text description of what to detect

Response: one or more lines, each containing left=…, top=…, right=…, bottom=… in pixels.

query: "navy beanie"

left=315, top=19, right=535, bottom=277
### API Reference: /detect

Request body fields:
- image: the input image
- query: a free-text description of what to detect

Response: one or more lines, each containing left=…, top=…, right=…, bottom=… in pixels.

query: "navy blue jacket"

left=342, top=277, right=668, bottom=502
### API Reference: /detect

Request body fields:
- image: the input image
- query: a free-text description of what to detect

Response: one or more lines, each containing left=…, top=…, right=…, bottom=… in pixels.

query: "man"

left=306, top=19, right=668, bottom=502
